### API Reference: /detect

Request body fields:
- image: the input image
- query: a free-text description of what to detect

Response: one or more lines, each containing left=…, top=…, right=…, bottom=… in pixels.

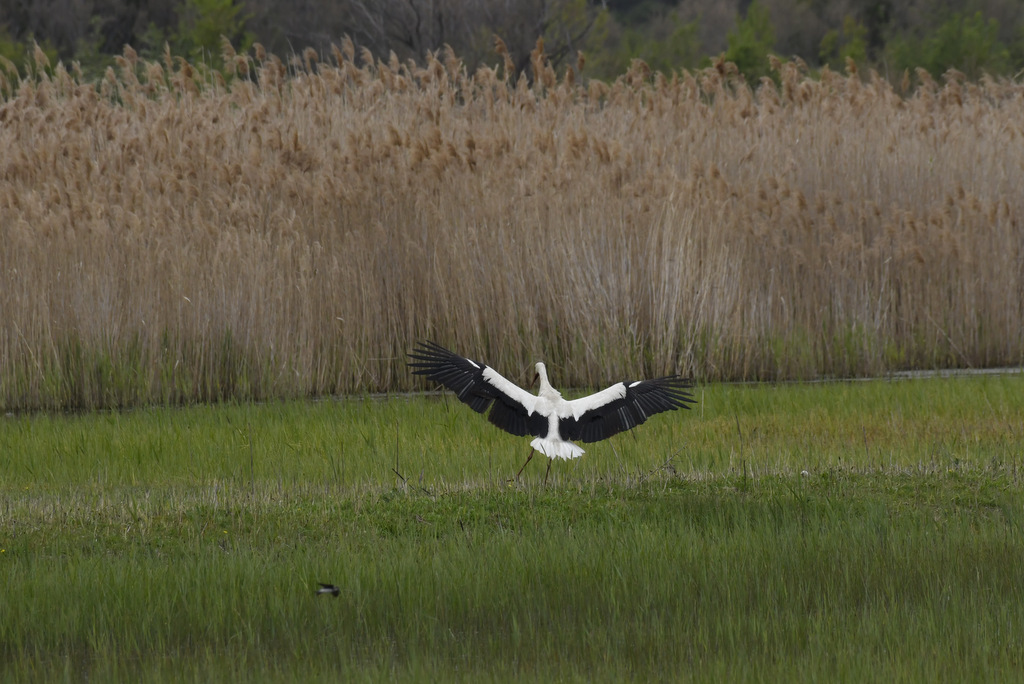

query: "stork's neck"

left=535, top=362, right=561, bottom=400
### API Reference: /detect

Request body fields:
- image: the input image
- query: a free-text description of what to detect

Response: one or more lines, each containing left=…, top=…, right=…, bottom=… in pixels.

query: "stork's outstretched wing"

left=408, top=341, right=547, bottom=438
left=560, top=376, right=695, bottom=443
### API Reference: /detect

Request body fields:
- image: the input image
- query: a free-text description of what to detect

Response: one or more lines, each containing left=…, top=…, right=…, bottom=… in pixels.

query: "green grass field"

left=2, top=375, right=1023, bottom=682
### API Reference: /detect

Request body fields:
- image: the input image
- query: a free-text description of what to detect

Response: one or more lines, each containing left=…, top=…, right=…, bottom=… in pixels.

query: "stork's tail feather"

left=531, top=438, right=585, bottom=460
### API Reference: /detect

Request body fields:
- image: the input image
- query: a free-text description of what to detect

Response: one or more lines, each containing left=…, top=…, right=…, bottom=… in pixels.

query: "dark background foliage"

left=1, top=0, right=1022, bottom=82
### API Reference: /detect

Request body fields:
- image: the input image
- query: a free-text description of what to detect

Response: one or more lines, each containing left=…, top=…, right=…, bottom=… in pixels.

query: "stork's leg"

left=515, top=450, right=534, bottom=480
left=543, top=458, right=552, bottom=485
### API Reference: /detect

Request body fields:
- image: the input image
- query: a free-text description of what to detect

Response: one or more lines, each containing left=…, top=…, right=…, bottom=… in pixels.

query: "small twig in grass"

left=734, top=414, right=749, bottom=485
left=249, top=420, right=255, bottom=498
left=391, top=466, right=433, bottom=497
left=638, top=450, right=681, bottom=484
left=610, top=442, right=626, bottom=480
left=924, top=310, right=971, bottom=368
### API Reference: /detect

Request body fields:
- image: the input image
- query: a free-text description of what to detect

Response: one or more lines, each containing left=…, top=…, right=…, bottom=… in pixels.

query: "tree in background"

left=885, top=10, right=1011, bottom=80
left=819, top=15, right=868, bottom=71
left=585, top=4, right=702, bottom=77
left=723, top=1, right=775, bottom=81
left=0, top=25, right=35, bottom=70
left=138, top=0, right=252, bottom=67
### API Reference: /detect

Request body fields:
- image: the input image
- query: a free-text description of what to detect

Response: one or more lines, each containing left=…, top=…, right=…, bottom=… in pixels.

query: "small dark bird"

left=409, top=340, right=695, bottom=482
left=316, top=583, right=340, bottom=597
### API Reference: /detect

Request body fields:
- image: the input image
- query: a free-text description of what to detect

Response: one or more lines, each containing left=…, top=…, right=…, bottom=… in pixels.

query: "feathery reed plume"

left=494, top=35, right=514, bottom=80
left=32, top=42, right=51, bottom=71
left=221, top=36, right=237, bottom=75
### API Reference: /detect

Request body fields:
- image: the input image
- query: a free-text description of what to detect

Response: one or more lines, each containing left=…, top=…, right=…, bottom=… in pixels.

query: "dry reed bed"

left=1, top=44, right=1022, bottom=409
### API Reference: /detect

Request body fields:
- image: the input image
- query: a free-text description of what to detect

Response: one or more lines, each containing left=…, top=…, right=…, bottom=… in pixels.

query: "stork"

left=408, top=340, right=696, bottom=482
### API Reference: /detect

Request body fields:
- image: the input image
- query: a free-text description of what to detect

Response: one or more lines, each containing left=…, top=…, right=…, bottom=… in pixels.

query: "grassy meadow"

left=2, top=375, right=1024, bottom=681
left=2, top=40, right=1023, bottom=681
left=1, top=45, right=1024, bottom=410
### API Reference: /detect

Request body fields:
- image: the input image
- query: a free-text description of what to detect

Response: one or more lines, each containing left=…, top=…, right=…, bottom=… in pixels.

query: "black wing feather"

left=408, top=341, right=547, bottom=438
left=561, top=376, right=695, bottom=443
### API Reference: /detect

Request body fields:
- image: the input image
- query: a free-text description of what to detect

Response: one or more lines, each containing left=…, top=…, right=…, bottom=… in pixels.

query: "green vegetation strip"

left=2, top=375, right=1022, bottom=682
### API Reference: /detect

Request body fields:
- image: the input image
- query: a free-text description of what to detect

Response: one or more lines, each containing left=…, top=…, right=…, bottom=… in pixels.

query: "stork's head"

left=534, top=362, right=560, bottom=399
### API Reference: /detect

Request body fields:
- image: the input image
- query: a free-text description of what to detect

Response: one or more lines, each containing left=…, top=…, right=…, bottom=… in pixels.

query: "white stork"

left=408, top=340, right=696, bottom=481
